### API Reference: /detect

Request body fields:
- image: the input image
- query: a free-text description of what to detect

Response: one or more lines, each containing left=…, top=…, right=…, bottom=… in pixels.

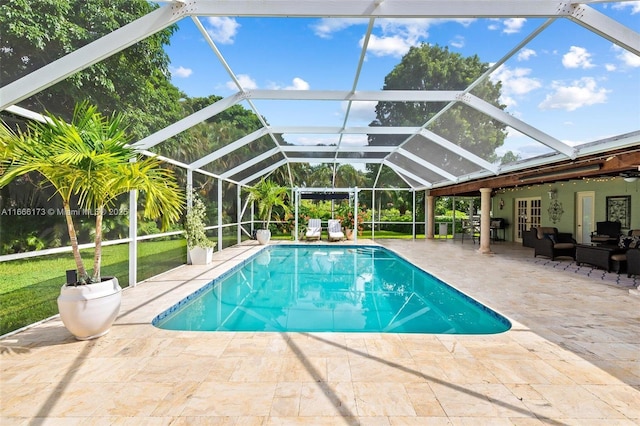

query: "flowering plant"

left=336, top=203, right=367, bottom=234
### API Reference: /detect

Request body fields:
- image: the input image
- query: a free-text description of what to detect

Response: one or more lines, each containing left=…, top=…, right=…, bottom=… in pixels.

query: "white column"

left=478, top=188, right=493, bottom=254
left=294, top=188, right=299, bottom=242
left=237, top=185, right=242, bottom=245
left=426, top=194, right=435, bottom=239
left=217, top=178, right=223, bottom=252
left=354, top=187, right=359, bottom=243
left=412, top=190, right=416, bottom=240
left=128, top=189, right=138, bottom=287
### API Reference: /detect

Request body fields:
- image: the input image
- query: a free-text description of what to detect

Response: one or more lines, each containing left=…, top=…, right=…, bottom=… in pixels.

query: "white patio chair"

left=327, top=219, right=345, bottom=241
left=305, top=218, right=322, bottom=241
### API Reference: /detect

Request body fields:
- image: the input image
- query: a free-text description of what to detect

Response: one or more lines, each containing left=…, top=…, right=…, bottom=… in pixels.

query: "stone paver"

left=1, top=239, right=638, bottom=424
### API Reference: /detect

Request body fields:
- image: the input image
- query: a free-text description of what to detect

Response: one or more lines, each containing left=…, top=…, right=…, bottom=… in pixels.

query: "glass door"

left=515, top=197, right=541, bottom=243
left=576, top=191, right=595, bottom=244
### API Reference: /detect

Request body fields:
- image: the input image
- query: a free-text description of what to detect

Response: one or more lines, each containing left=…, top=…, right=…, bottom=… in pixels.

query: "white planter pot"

left=57, top=277, right=122, bottom=340
left=256, top=229, right=271, bottom=245
left=189, top=246, right=214, bottom=265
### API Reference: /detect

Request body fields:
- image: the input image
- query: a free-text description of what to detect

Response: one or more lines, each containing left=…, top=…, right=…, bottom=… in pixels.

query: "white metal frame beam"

left=189, top=128, right=268, bottom=170
left=461, top=94, right=578, bottom=159
left=189, top=1, right=593, bottom=18
left=0, top=5, right=185, bottom=109
left=221, top=147, right=282, bottom=179
left=239, top=159, right=288, bottom=185
left=384, top=161, right=433, bottom=188
left=2, top=0, right=637, bottom=191
left=133, top=93, right=244, bottom=150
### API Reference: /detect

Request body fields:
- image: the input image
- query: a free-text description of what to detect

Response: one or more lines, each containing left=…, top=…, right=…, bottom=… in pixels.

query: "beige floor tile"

left=353, top=382, right=416, bottom=416
left=429, top=382, right=501, bottom=417
left=298, top=381, right=357, bottom=416
left=181, top=382, right=277, bottom=416
left=582, top=384, right=640, bottom=419
left=349, top=356, right=423, bottom=383
left=403, top=382, right=447, bottom=417
left=2, top=239, right=639, bottom=424
left=530, top=384, right=629, bottom=419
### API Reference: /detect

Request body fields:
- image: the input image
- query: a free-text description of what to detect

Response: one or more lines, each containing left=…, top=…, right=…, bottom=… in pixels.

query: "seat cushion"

left=610, top=253, right=627, bottom=262
left=553, top=243, right=575, bottom=250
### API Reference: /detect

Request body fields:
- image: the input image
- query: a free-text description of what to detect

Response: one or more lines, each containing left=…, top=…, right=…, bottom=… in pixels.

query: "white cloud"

left=287, top=135, right=338, bottom=146
left=487, top=18, right=525, bottom=34
left=268, top=77, right=311, bottom=90
left=605, top=63, right=617, bottom=72
left=285, top=78, right=310, bottom=90
left=314, top=18, right=475, bottom=58
left=204, top=17, right=240, bottom=44
left=226, top=74, right=258, bottom=90
left=517, top=48, right=536, bottom=61
left=491, top=65, right=542, bottom=107
left=364, top=34, right=413, bottom=57
left=612, top=44, right=640, bottom=68
left=171, top=66, right=192, bottom=78
left=538, top=77, right=609, bottom=111
left=342, top=101, right=377, bottom=125
left=340, top=134, right=369, bottom=146
left=562, top=46, right=595, bottom=69
left=503, top=18, right=526, bottom=34
left=311, top=18, right=368, bottom=38
left=612, top=1, right=640, bottom=14
left=487, top=19, right=500, bottom=31
left=450, top=35, right=465, bottom=49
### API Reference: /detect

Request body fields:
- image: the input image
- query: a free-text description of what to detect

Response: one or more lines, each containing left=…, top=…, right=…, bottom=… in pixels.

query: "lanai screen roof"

left=1, top=0, right=639, bottom=190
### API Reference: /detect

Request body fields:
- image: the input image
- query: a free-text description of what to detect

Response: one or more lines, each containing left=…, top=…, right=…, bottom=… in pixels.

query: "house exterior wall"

left=492, top=177, right=639, bottom=242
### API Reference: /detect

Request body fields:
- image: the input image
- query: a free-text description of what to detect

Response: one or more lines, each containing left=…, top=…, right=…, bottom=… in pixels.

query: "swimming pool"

left=153, top=245, right=511, bottom=334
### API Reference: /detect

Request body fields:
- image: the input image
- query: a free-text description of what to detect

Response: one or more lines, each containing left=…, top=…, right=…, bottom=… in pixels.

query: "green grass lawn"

left=0, top=231, right=421, bottom=336
left=0, top=239, right=186, bottom=336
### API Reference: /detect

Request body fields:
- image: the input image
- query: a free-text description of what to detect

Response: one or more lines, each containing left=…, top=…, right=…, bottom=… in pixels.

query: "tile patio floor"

left=1, top=239, right=639, bottom=425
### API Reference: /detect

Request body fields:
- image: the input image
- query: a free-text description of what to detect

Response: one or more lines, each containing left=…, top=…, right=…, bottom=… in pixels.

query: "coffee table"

left=575, top=244, right=625, bottom=272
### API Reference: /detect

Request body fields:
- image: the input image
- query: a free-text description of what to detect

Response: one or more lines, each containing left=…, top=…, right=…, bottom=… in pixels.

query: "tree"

left=245, top=178, right=290, bottom=230
left=0, top=102, right=184, bottom=283
left=368, top=43, right=507, bottom=179
left=0, top=0, right=183, bottom=139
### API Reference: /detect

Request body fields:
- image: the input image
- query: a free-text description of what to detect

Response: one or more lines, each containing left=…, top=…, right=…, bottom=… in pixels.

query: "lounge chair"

left=327, top=219, right=345, bottom=241
left=305, top=218, right=322, bottom=241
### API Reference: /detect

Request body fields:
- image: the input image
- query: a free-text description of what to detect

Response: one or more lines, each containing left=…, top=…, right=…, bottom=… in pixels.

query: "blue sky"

left=164, top=3, right=640, bottom=161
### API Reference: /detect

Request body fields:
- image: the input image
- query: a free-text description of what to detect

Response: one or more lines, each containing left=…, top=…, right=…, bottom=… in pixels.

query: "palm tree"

left=245, top=178, right=290, bottom=230
left=0, top=102, right=184, bottom=284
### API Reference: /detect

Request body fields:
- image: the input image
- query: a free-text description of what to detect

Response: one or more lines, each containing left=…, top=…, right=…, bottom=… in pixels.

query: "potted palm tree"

left=0, top=102, right=184, bottom=340
left=184, top=193, right=214, bottom=264
left=245, top=178, right=290, bottom=244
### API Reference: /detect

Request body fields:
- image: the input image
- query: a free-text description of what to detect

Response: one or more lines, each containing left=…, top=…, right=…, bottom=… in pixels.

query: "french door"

left=515, top=197, right=541, bottom=243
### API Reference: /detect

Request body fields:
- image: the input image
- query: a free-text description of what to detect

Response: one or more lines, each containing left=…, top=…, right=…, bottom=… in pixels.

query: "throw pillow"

left=618, top=236, right=640, bottom=249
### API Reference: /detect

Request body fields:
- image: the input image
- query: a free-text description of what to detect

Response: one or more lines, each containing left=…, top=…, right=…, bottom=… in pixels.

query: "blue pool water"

left=153, top=245, right=511, bottom=334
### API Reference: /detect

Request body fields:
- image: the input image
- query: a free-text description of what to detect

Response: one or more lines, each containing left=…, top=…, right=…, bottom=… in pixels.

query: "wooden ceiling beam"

left=429, top=149, right=640, bottom=197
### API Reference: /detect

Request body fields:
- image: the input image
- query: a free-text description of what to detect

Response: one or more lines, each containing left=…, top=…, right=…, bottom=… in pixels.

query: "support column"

left=294, top=188, right=299, bottom=242
left=128, top=189, right=138, bottom=287
left=426, top=194, right=435, bottom=239
left=217, top=178, right=223, bottom=252
left=478, top=187, right=493, bottom=254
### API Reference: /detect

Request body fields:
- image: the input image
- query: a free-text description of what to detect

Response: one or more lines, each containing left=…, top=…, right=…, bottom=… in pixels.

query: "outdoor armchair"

left=534, top=226, right=577, bottom=260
